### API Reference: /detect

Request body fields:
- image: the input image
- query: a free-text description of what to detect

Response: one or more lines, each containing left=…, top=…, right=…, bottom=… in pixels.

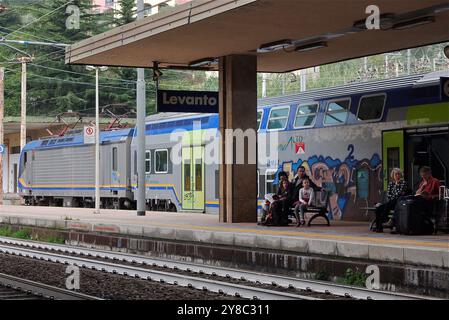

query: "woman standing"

left=375, top=168, right=408, bottom=232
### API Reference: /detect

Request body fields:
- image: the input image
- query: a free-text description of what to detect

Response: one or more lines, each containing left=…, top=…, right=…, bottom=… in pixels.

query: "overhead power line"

left=5, top=1, right=74, bottom=40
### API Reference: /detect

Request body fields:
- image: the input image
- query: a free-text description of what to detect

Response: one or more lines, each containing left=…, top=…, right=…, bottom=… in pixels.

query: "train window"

left=357, top=94, right=386, bottom=122
left=267, top=106, right=290, bottom=131
left=155, top=149, right=168, bottom=173
left=145, top=150, right=151, bottom=174
left=324, top=99, right=350, bottom=126
left=195, top=159, right=202, bottom=192
left=184, top=163, right=191, bottom=191
left=112, top=147, right=118, bottom=171
left=265, top=170, right=277, bottom=194
left=257, top=110, right=263, bottom=131
left=294, top=103, right=318, bottom=128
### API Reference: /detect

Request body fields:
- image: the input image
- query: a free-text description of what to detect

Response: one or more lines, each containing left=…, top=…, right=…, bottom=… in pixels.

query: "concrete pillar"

left=219, top=55, right=258, bottom=223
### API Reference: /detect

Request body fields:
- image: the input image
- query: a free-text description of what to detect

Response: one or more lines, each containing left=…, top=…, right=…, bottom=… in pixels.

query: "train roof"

left=143, top=71, right=449, bottom=124
left=258, top=71, right=449, bottom=107
left=22, top=128, right=134, bottom=152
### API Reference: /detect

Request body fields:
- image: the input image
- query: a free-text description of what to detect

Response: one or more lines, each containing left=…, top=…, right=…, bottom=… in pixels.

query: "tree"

left=117, top=0, right=136, bottom=25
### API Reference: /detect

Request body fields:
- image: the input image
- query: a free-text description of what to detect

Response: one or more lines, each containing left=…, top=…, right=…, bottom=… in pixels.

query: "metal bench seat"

left=290, top=189, right=331, bottom=227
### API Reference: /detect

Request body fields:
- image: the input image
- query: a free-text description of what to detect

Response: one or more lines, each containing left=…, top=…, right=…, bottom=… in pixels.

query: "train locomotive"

left=19, top=71, right=449, bottom=221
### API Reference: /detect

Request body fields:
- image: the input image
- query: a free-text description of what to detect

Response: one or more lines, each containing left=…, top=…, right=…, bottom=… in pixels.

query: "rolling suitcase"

left=436, top=186, right=449, bottom=232
left=395, top=197, right=433, bottom=235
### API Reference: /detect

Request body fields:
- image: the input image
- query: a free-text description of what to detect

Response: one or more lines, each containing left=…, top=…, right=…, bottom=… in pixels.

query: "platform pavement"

left=0, top=205, right=447, bottom=269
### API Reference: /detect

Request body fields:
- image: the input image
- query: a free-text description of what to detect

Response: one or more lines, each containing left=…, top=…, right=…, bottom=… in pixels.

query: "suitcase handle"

left=440, top=185, right=449, bottom=200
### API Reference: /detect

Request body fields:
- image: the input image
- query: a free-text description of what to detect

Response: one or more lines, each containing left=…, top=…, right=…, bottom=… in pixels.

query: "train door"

left=111, top=145, right=119, bottom=187
left=181, top=146, right=205, bottom=211
left=382, top=130, right=405, bottom=190
left=405, top=127, right=449, bottom=189
left=9, top=153, right=19, bottom=193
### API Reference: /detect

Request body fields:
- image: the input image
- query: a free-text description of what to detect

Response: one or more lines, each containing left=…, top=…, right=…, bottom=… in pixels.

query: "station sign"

left=0, top=144, right=5, bottom=154
left=157, top=89, right=219, bottom=113
left=84, top=126, right=95, bottom=144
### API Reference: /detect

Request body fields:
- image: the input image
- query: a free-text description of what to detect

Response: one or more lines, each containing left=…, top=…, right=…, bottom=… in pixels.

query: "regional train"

left=18, top=71, right=449, bottom=221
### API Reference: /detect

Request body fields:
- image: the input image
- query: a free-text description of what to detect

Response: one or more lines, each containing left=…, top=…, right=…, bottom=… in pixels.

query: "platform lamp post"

left=86, top=65, right=108, bottom=214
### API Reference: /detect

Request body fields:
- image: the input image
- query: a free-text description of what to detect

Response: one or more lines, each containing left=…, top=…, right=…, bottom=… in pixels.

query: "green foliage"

left=117, top=0, right=136, bottom=25
left=314, top=270, right=330, bottom=281
left=12, top=228, right=32, bottom=239
left=44, top=236, right=65, bottom=244
left=336, top=268, right=367, bottom=287
left=0, top=226, right=13, bottom=237
left=0, top=226, right=32, bottom=239
left=0, top=0, right=212, bottom=118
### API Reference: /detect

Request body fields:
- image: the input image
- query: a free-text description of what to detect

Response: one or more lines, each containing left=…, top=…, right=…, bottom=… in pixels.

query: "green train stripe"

left=406, top=102, right=449, bottom=125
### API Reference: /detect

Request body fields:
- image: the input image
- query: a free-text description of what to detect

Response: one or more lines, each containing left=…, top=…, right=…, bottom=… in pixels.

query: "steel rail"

left=0, top=243, right=319, bottom=300
left=0, top=237, right=432, bottom=300
left=0, top=272, right=101, bottom=300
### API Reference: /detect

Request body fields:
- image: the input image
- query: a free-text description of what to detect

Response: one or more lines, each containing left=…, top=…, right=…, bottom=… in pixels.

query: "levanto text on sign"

left=157, top=89, right=219, bottom=113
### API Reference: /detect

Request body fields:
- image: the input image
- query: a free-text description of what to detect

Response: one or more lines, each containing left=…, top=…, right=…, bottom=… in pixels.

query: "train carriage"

left=19, top=71, right=449, bottom=221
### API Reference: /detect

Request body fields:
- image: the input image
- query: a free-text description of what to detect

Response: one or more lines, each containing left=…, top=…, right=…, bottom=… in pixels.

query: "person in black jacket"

left=292, top=166, right=318, bottom=203
left=271, top=179, right=294, bottom=226
left=374, top=168, right=409, bottom=232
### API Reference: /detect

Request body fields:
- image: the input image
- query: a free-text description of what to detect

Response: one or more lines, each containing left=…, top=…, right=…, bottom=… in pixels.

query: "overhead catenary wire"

left=0, top=26, right=64, bottom=45
left=5, top=1, right=74, bottom=40
left=29, top=63, right=137, bottom=84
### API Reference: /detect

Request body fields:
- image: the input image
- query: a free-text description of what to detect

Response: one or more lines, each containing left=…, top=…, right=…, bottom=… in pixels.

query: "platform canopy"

left=65, top=0, right=449, bottom=72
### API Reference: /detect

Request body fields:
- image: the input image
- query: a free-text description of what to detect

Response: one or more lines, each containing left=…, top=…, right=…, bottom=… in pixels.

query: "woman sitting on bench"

left=374, top=168, right=408, bottom=233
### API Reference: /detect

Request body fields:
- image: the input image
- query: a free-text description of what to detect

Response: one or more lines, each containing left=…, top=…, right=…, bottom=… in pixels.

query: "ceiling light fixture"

left=392, top=16, right=435, bottom=30
left=294, top=41, right=328, bottom=53
left=258, top=39, right=292, bottom=53
left=189, top=58, right=218, bottom=68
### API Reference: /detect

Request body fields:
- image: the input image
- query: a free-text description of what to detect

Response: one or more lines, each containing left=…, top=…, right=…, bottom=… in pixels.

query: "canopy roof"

left=65, top=0, right=449, bottom=72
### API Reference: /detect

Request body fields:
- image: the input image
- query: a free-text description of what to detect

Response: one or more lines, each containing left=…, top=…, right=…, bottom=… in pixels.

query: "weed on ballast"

left=11, top=229, right=32, bottom=240
left=336, top=268, right=367, bottom=287
left=44, top=236, right=65, bottom=244
left=314, top=270, right=330, bottom=281
left=0, top=226, right=13, bottom=237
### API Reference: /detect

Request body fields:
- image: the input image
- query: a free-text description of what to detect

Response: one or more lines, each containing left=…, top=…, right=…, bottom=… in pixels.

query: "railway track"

left=0, top=237, right=433, bottom=300
left=0, top=272, right=101, bottom=300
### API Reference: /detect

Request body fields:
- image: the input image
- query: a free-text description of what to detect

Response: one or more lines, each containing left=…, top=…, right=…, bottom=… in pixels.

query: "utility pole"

left=18, top=56, right=33, bottom=151
left=0, top=67, right=4, bottom=205
left=136, top=0, right=146, bottom=216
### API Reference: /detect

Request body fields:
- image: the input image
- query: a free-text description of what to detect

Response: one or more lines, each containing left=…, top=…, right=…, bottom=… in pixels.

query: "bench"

left=361, top=206, right=394, bottom=231
left=290, top=189, right=331, bottom=227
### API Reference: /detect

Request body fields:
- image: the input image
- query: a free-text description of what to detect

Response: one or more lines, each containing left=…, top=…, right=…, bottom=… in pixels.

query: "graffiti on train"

left=276, top=145, right=382, bottom=220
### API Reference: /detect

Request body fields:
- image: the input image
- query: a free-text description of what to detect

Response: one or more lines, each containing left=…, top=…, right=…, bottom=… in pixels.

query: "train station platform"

left=0, top=205, right=448, bottom=297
